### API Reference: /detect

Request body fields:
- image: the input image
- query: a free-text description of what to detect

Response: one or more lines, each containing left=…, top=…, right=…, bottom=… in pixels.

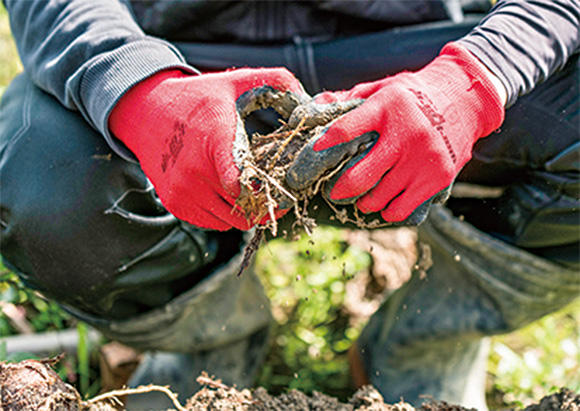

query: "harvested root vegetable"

left=235, top=92, right=364, bottom=237
left=0, top=356, right=82, bottom=410
left=233, top=89, right=387, bottom=274
left=0, top=356, right=179, bottom=411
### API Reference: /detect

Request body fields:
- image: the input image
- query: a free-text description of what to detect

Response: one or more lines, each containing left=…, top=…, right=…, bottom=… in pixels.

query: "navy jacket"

left=4, top=0, right=579, bottom=160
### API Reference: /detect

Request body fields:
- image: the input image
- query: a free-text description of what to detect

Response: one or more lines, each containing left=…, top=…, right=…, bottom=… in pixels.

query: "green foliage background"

left=0, top=4, right=578, bottom=408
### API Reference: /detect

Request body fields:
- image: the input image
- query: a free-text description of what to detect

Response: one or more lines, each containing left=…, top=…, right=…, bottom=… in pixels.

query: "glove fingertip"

left=329, top=177, right=358, bottom=202
left=381, top=196, right=433, bottom=226
left=311, top=123, right=345, bottom=152
left=356, top=193, right=382, bottom=215
left=313, top=91, right=340, bottom=104
left=379, top=195, right=415, bottom=223
left=380, top=208, right=409, bottom=224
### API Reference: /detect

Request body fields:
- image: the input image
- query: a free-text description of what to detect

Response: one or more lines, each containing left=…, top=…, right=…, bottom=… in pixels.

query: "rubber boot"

left=355, top=205, right=580, bottom=409
left=69, top=247, right=273, bottom=410
left=125, top=326, right=270, bottom=409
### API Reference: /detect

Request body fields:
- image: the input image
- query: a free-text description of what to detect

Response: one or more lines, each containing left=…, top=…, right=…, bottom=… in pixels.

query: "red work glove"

left=287, top=43, right=505, bottom=223
left=109, top=68, right=306, bottom=231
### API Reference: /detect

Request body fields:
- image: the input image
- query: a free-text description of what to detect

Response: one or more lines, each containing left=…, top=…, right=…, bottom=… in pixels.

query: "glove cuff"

left=438, top=42, right=506, bottom=141
left=108, top=69, right=191, bottom=154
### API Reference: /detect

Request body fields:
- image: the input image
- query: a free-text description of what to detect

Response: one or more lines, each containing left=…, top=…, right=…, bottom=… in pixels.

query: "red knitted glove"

left=287, top=43, right=505, bottom=223
left=109, top=68, right=306, bottom=231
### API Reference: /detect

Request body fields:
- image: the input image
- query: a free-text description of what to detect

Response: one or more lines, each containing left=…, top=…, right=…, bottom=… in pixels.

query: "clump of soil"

left=183, top=380, right=580, bottom=411
left=2, top=359, right=578, bottom=411
left=0, top=356, right=82, bottom=410
left=186, top=375, right=405, bottom=410
left=522, top=389, right=580, bottom=411
left=250, top=385, right=415, bottom=411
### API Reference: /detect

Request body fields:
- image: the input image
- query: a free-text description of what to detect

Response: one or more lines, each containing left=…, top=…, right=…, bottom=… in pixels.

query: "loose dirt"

left=1, top=359, right=577, bottom=411
left=0, top=356, right=83, bottom=410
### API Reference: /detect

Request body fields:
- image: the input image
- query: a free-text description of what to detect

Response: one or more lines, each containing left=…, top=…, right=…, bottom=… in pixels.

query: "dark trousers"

left=1, top=19, right=578, bottom=334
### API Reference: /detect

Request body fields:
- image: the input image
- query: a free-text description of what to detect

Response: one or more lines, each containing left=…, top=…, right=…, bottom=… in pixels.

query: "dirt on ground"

left=0, top=356, right=83, bottom=410
left=1, top=358, right=578, bottom=411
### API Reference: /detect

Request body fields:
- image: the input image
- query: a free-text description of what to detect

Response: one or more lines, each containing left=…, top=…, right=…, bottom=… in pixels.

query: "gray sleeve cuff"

left=75, top=37, right=199, bottom=161
left=457, top=0, right=580, bottom=108
left=458, top=37, right=518, bottom=107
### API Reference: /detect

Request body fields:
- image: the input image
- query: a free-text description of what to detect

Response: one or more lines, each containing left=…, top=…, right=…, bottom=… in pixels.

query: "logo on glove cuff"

left=409, top=88, right=457, bottom=164
left=161, top=121, right=185, bottom=172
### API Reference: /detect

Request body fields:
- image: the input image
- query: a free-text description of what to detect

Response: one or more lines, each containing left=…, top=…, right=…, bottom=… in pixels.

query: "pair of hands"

left=109, top=43, right=505, bottom=231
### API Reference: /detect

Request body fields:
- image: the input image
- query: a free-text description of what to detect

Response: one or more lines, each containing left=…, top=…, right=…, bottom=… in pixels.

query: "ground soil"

left=0, top=356, right=83, bottom=410
left=1, top=359, right=578, bottom=411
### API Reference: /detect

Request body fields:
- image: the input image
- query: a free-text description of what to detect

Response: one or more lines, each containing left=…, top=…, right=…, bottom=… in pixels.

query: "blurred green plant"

left=253, top=226, right=580, bottom=408
left=0, top=3, right=22, bottom=96
left=77, top=322, right=92, bottom=396
left=487, top=300, right=580, bottom=408
left=0, top=267, right=74, bottom=335
left=255, top=227, right=371, bottom=400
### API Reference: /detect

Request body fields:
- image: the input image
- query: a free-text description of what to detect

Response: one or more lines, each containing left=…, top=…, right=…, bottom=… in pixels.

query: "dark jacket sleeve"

left=458, top=0, right=579, bottom=107
left=4, top=0, right=198, bottom=160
